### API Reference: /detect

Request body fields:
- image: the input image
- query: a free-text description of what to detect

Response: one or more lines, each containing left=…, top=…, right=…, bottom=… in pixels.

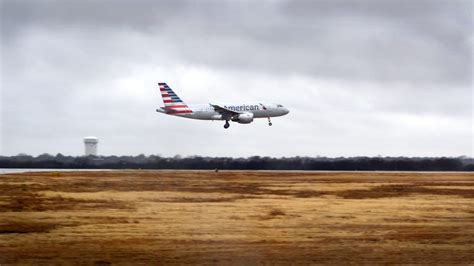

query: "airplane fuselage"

left=155, top=82, right=289, bottom=128
left=158, top=103, right=289, bottom=121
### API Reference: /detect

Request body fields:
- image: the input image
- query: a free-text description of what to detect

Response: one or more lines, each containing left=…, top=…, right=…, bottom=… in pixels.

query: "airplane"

left=155, top=82, right=289, bottom=129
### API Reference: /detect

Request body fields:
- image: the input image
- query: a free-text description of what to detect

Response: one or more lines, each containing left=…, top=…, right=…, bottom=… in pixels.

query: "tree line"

left=0, top=154, right=473, bottom=171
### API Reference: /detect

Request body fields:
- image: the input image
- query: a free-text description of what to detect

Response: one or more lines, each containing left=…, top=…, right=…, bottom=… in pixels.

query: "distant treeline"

left=0, top=154, right=473, bottom=171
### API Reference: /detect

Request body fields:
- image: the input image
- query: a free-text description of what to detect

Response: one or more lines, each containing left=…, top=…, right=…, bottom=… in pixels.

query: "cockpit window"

left=277, top=104, right=283, bottom=108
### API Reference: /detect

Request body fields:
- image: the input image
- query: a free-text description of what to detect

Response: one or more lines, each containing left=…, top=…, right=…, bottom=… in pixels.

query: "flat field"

left=0, top=170, right=473, bottom=264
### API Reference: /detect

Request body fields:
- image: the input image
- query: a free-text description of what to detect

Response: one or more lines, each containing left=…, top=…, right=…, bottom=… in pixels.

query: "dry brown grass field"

left=0, top=170, right=473, bottom=264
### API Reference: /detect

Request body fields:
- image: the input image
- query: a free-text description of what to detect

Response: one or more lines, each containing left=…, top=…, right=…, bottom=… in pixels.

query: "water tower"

left=84, top=136, right=99, bottom=156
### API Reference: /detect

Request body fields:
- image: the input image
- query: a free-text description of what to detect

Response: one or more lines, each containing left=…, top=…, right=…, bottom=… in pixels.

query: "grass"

left=0, top=170, right=473, bottom=264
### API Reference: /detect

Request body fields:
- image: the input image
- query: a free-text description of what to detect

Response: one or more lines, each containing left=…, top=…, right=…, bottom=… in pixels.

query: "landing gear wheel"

left=224, top=121, right=230, bottom=129
left=267, top=117, right=272, bottom=126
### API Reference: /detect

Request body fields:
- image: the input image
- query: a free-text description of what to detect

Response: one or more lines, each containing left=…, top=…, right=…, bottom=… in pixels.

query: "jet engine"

left=232, top=113, right=254, bottom=124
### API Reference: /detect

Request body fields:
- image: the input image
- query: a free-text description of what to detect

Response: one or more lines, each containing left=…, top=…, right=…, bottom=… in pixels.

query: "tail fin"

left=158, top=83, right=193, bottom=114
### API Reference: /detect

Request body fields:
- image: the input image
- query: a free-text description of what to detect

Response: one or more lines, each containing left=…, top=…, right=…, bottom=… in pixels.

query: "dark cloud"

left=2, top=0, right=470, bottom=85
left=0, top=0, right=472, bottom=156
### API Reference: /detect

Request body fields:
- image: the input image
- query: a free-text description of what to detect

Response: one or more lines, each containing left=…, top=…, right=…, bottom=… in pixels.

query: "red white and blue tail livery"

left=158, top=83, right=193, bottom=114
left=156, top=82, right=289, bottom=129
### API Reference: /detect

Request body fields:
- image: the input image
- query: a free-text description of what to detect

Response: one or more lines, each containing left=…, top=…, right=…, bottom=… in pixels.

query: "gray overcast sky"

left=0, top=0, right=472, bottom=157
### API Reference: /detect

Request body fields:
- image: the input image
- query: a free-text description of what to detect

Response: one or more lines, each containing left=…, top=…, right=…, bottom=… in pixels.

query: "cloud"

left=1, top=0, right=472, bottom=157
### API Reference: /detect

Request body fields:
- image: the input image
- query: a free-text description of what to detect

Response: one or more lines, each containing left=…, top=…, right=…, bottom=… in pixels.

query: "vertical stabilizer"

left=158, top=83, right=193, bottom=114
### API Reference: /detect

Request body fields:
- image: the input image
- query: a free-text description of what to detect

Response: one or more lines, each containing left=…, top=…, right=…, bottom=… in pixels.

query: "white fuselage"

left=157, top=102, right=289, bottom=121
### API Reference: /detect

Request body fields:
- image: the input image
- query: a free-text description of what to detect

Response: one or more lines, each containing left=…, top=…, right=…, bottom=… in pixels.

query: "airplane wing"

left=210, top=104, right=241, bottom=120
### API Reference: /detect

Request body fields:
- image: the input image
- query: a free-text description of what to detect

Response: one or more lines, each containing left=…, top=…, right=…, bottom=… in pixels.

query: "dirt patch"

left=336, top=184, right=474, bottom=199
left=0, top=221, right=57, bottom=234
left=149, top=195, right=256, bottom=203
left=0, top=193, right=131, bottom=212
left=253, top=208, right=293, bottom=220
left=268, top=208, right=286, bottom=217
left=293, top=190, right=326, bottom=198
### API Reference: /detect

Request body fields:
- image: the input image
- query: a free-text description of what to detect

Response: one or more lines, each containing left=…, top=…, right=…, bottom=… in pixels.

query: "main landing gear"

left=223, top=119, right=272, bottom=128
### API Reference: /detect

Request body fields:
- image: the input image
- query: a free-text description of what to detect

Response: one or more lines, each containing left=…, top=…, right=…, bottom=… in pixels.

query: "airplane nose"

left=284, top=108, right=290, bottom=115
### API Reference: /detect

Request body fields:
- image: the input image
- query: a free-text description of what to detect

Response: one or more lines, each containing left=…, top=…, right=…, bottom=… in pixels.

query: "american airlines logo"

left=224, top=105, right=260, bottom=111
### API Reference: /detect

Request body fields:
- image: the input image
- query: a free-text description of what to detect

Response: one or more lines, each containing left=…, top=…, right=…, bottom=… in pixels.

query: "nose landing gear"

left=224, top=120, right=230, bottom=129
left=268, top=117, right=272, bottom=126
